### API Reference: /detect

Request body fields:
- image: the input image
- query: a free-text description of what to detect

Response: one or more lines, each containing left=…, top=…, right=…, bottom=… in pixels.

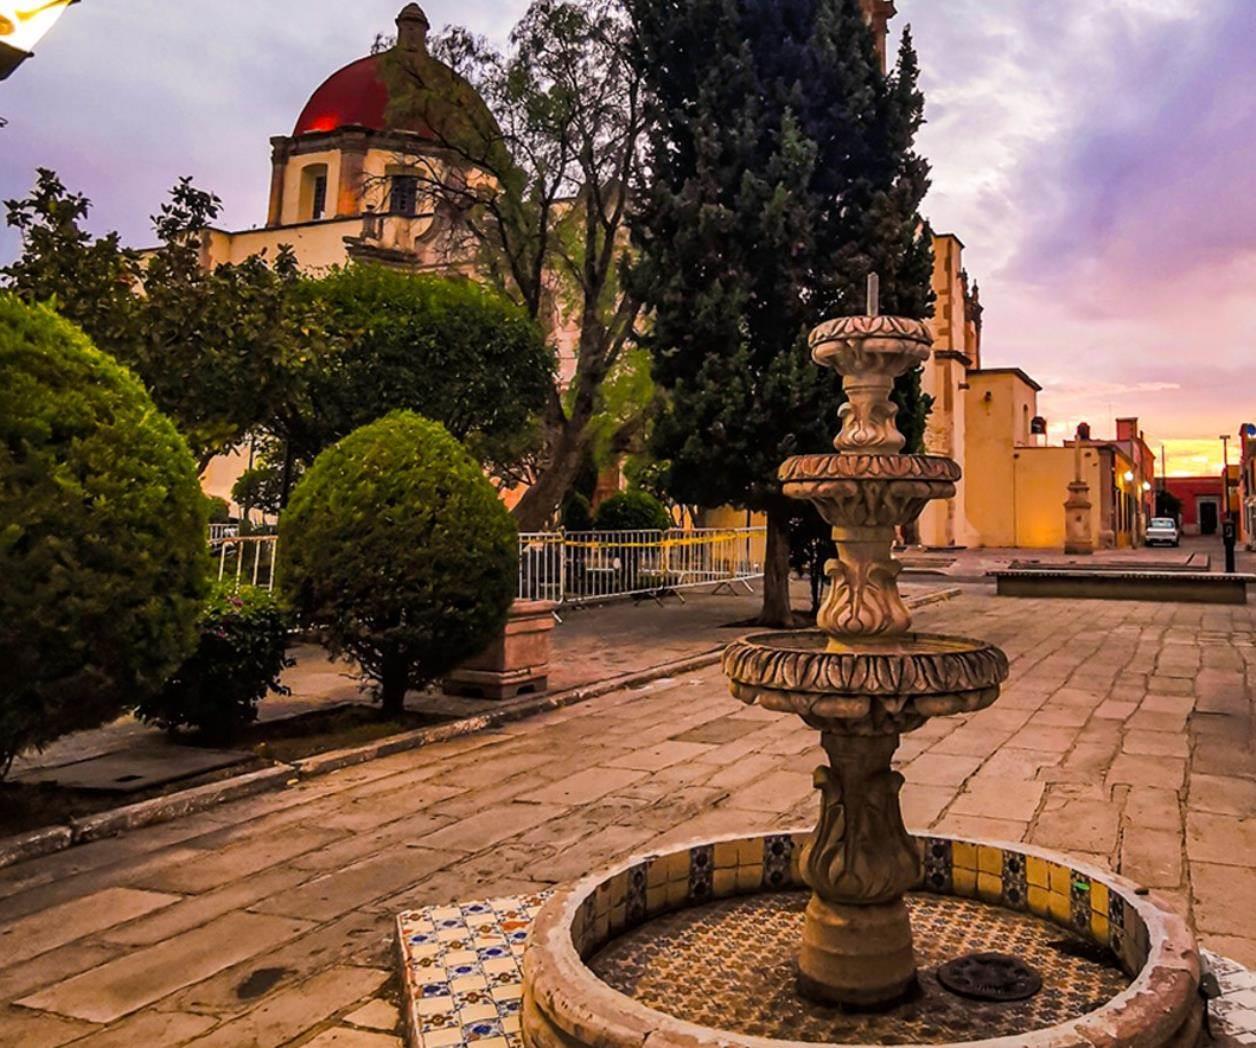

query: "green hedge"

left=0, top=295, right=208, bottom=775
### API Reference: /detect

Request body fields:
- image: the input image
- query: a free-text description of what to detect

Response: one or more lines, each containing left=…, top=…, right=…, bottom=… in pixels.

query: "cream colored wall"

left=281, top=150, right=341, bottom=226
left=206, top=221, right=358, bottom=273
left=1006, top=447, right=1101, bottom=550
left=964, top=372, right=1021, bottom=547
left=918, top=234, right=971, bottom=548
left=200, top=447, right=249, bottom=505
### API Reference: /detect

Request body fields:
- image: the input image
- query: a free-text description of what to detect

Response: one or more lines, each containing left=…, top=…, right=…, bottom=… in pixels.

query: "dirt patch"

left=233, top=704, right=454, bottom=764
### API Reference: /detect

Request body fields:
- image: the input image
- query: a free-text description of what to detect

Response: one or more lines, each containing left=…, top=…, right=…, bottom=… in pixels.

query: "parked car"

left=1145, top=517, right=1180, bottom=547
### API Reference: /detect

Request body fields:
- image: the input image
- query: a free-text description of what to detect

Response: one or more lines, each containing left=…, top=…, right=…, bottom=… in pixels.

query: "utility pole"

left=1221, top=433, right=1237, bottom=573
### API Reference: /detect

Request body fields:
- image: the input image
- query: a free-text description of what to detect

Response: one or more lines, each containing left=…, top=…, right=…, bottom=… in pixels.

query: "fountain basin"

left=521, top=831, right=1202, bottom=1048
left=723, top=631, right=1008, bottom=732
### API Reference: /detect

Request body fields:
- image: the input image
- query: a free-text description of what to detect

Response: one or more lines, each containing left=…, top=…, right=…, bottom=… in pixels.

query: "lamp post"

left=1221, top=433, right=1232, bottom=520
left=0, top=0, right=78, bottom=80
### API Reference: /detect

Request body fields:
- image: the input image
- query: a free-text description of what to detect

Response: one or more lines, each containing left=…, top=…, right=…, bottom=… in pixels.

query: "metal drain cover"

left=937, top=952, right=1043, bottom=1002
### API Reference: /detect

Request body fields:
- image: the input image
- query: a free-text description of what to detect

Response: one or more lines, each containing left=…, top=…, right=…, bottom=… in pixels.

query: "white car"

left=1145, top=517, right=1180, bottom=547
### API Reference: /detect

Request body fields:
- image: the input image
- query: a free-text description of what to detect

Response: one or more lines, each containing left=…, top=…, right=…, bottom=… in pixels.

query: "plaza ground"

left=0, top=589, right=1252, bottom=1047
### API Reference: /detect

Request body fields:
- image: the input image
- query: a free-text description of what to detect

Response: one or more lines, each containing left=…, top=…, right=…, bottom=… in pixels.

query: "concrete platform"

left=994, top=569, right=1254, bottom=605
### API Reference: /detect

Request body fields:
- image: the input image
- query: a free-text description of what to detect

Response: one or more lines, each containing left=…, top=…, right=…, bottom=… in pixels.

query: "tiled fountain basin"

left=519, top=831, right=1203, bottom=1048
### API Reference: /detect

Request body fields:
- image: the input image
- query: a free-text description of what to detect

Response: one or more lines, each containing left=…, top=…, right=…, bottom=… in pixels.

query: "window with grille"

left=390, top=175, right=419, bottom=216
left=311, top=175, right=328, bottom=220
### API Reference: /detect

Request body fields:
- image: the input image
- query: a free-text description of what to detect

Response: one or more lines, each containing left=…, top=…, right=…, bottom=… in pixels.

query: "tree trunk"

left=512, top=423, right=588, bottom=533
left=379, top=648, right=408, bottom=720
left=279, top=441, right=296, bottom=511
left=759, top=499, right=796, bottom=627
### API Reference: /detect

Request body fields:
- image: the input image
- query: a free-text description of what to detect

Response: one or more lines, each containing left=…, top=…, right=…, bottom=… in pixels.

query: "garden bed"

left=0, top=704, right=457, bottom=838
left=232, top=703, right=457, bottom=764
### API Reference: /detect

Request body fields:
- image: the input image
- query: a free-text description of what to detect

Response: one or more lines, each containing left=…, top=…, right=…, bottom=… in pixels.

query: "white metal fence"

left=213, top=535, right=279, bottom=591
left=517, top=527, right=765, bottom=606
left=207, top=527, right=766, bottom=604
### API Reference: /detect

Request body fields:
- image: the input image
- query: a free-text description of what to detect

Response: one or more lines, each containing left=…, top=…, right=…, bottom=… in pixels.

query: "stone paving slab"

left=0, top=592, right=1252, bottom=1046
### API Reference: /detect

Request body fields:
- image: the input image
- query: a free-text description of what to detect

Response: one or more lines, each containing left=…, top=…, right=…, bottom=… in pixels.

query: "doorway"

left=1198, top=498, right=1220, bottom=536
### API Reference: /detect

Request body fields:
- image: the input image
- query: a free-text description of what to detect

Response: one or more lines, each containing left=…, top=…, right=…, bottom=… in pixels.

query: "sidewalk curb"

left=0, top=588, right=960, bottom=870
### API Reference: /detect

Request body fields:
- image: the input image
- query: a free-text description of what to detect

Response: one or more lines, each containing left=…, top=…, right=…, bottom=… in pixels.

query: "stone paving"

left=0, top=591, right=1253, bottom=1046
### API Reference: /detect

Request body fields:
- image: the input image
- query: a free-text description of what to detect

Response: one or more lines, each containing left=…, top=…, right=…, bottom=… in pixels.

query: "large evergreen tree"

left=629, top=0, right=934, bottom=625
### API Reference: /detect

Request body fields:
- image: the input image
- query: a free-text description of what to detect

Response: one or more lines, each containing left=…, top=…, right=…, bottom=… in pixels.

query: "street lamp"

left=0, top=0, right=77, bottom=81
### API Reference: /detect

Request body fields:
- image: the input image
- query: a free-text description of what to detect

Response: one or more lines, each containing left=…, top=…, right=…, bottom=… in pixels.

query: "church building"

left=196, top=3, right=1112, bottom=551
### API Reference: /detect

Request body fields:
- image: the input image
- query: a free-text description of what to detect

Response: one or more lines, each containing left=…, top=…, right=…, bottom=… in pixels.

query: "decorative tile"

left=397, top=871, right=1256, bottom=1048
left=1001, top=851, right=1028, bottom=910
left=923, top=837, right=953, bottom=894
left=589, top=890, right=1134, bottom=1043
left=398, top=892, right=551, bottom=1048
left=762, top=835, right=794, bottom=890
left=1069, top=872, right=1092, bottom=934
left=688, top=844, right=714, bottom=903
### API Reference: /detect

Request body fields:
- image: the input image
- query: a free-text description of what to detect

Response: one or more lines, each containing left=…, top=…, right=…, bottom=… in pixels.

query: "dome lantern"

left=396, top=3, right=430, bottom=55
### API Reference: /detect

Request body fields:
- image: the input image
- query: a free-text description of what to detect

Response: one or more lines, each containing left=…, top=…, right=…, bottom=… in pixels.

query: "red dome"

left=293, top=55, right=395, bottom=137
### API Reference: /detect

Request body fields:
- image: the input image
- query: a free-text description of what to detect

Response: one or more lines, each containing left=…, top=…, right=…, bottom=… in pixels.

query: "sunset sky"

left=1, top=0, right=1252, bottom=476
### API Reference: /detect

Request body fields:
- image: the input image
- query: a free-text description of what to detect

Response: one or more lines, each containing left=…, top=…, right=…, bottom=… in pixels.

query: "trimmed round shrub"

left=134, top=582, right=291, bottom=741
left=593, top=490, right=672, bottom=532
left=0, top=295, right=209, bottom=776
left=204, top=495, right=231, bottom=524
left=561, top=493, right=594, bottom=532
left=279, top=412, right=517, bottom=716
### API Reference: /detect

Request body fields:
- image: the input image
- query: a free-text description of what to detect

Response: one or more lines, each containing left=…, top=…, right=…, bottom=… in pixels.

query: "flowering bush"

left=134, top=582, right=292, bottom=741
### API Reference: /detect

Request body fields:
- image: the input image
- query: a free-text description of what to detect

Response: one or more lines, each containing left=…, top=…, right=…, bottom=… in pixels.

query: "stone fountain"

left=720, top=280, right=1008, bottom=1007
left=515, top=289, right=1204, bottom=1048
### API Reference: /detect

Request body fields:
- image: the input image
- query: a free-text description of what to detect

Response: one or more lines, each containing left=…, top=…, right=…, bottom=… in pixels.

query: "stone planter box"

left=445, top=600, right=557, bottom=700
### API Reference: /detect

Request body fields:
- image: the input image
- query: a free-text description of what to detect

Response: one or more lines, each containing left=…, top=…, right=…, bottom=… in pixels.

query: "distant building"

left=1240, top=425, right=1256, bottom=548
left=1162, top=472, right=1236, bottom=537
left=962, top=372, right=1150, bottom=550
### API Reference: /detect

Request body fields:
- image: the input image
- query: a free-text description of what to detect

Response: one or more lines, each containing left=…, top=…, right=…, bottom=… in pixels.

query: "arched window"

left=300, top=164, right=329, bottom=221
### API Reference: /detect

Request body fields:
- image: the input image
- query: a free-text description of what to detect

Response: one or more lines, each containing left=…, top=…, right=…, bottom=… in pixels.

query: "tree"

left=629, top=0, right=935, bottom=625
left=278, top=412, right=518, bottom=718
left=0, top=295, right=208, bottom=777
left=295, top=265, right=553, bottom=475
left=3, top=169, right=336, bottom=472
left=379, top=0, right=649, bottom=530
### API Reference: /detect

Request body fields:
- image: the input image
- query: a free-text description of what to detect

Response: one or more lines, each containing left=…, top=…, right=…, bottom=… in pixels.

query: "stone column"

left=266, top=137, right=290, bottom=228
left=798, top=731, right=920, bottom=1006
left=1065, top=437, right=1094, bottom=555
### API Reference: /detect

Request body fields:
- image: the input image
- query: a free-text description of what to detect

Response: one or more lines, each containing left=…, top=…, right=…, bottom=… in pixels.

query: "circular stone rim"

left=722, top=631, right=1010, bottom=697
left=521, top=832, right=1201, bottom=1048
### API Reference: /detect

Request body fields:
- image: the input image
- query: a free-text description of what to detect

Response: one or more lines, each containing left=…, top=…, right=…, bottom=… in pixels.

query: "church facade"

left=197, top=4, right=1127, bottom=550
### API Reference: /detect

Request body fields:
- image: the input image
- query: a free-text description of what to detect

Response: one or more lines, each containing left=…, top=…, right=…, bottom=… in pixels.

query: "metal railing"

left=517, top=527, right=765, bottom=606
left=208, top=522, right=239, bottom=543
left=214, top=535, right=279, bottom=591
left=206, top=526, right=766, bottom=603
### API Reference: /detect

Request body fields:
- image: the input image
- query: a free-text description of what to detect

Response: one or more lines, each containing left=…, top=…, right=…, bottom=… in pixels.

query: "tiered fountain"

left=520, top=287, right=1204, bottom=1047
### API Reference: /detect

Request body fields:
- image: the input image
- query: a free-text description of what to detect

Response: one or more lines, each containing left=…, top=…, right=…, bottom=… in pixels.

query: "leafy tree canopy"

left=295, top=265, right=554, bottom=474
left=3, top=169, right=337, bottom=471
